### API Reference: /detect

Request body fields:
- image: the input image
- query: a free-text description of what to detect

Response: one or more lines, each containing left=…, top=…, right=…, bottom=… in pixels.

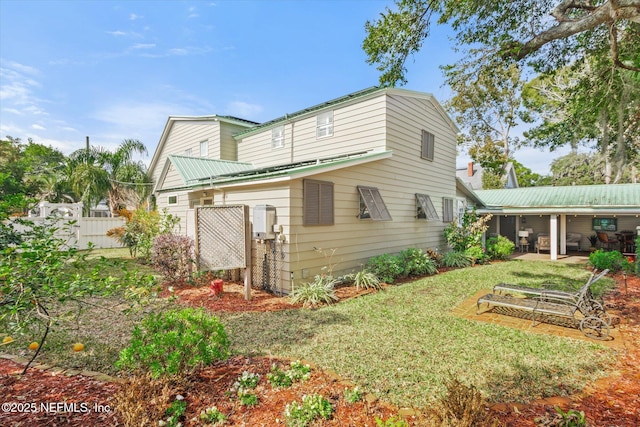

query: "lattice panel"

left=196, top=205, right=248, bottom=270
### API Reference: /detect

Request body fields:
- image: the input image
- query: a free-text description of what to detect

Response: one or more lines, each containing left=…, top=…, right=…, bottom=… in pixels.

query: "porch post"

left=560, top=214, right=567, bottom=255
left=550, top=214, right=558, bottom=260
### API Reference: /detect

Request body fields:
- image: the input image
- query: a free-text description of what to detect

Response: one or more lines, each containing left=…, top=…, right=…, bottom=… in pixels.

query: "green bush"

left=289, top=275, right=338, bottom=307
left=486, top=235, right=515, bottom=260
left=425, top=248, right=443, bottom=266
left=366, top=253, right=404, bottom=283
left=441, top=251, right=472, bottom=268
left=116, top=308, right=230, bottom=378
left=589, top=249, right=632, bottom=273
left=400, top=248, right=438, bottom=276
left=464, top=245, right=487, bottom=265
left=284, top=394, right=333, bottom=427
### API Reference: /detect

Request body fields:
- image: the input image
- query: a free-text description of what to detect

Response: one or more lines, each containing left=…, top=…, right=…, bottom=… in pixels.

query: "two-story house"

left=149, top=87, right=463, bottom=293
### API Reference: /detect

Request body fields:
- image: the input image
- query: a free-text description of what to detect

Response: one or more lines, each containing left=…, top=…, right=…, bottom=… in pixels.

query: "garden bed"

left=2, top=269, right=639, bottom=426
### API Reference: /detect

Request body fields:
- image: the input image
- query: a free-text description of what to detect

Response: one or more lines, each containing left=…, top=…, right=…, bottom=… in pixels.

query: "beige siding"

left=159, top=162, right=184, bottom=190
left=237, top=95, right=387, bottom=167
left=151, top=121, right=222, bottom=184
left=220, top=122, right=247, bottom=161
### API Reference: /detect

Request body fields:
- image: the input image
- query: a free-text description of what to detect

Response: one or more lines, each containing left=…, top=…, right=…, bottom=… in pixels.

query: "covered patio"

left=474, top=183, right=640, bottom=260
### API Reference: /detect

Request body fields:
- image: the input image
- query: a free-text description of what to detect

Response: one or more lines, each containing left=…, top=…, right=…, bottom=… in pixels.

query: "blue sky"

left=0, top=0, right=567, bottom=174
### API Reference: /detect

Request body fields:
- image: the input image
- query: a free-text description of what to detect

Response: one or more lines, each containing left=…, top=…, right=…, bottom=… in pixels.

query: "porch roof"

left=158, top=149, right=393, bottom=192
left=167, top=155, right=255, bottom=185
left=475, top=183, right=640, bottom=215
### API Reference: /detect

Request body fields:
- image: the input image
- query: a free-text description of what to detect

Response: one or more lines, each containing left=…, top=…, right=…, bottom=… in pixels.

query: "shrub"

left=441, top=251, right=472, bottom=268
left=535, top=407, right=587, bottom=427
left=400, top=248, right=438, bottom=276
left=464, top=245, right=487, bottom=265
left=589, top=249, right=632, bottom=273
left=427, top=376, right=499, bottom=427
left=289, top=275, right=338, bottom=307
left=152, top=233, right=194, bottom=283
left=284, top=394, right=333, bottom=427
left=366, top=253, right=404, bottom=283
left=112, top=372, right=173, bottom=427
left=425, top=248, right=443, bottom=266
left=344, top=270, right=382, bottom=290
left=443, top=209, right=492, bottom=253
left=486, top=235, right=515, bottom=260
left=107, top=207, right=179, bottom=262
left=116, top=308, right=230, bottom=378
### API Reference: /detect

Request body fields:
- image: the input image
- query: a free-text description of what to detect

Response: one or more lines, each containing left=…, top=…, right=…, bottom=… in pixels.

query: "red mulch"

left=1, top=271, right=639, bottom=426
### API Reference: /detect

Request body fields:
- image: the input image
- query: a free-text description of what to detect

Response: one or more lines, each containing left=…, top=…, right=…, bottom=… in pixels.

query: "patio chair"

left=537, top=235, right=551, bottom=253
left=566, top=233, right=582, bottom=252
left=596, top=232, right=618, bottom=251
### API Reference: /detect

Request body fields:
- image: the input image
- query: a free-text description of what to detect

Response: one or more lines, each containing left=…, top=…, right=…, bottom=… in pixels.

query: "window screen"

left=416, top=193, right=439, bottom=220
left=272, top=126, right=284, bottom=148
left=303, top=179, right=334, bottom=225
left=358, top=186, right=392, bottom=221
left=316, top=111, right=334, bottom=138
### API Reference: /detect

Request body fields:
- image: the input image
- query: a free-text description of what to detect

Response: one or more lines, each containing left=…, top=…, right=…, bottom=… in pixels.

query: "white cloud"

left=225, top=101, right=263, bottom=119
left=129, top=13, right=142, bottom=21
left=130, top=43, right=156, bottom=50
left=106, top=30, right=127, bottom=37
left=31, top=124, right=46, bottom=130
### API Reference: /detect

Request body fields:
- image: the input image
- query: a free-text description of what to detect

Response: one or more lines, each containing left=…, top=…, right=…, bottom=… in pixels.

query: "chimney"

left=467, top=162, right=474, bottom=177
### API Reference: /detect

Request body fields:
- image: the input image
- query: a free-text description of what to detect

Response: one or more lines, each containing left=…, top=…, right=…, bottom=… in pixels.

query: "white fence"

left=9, top=217, right=125, bottom=250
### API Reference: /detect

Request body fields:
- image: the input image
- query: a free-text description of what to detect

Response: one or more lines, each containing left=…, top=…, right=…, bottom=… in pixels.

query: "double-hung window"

left=272, top=126, right=284, bottom=149
left=303, top=179, right=334, bottom=225
left=358, top=186, right=392, bottom=221
left=184, top=148, right=193, bottom=156
left=316, top=111, right=333, bottom=138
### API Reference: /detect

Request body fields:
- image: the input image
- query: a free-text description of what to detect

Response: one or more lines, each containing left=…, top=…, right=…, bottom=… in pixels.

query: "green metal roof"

left=475, top=183, right=640, bottom=213
left=159, top=150, right=392, bottom=191
left=167, top=155, right=254, bottom=185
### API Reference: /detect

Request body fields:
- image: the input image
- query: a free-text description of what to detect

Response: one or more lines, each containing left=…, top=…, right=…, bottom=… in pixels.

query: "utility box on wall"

left=253, top=205, right=276, bottom=239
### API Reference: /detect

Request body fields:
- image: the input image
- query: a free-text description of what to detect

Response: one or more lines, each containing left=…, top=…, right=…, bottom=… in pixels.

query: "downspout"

left=290, top=119, right=295, bottom=163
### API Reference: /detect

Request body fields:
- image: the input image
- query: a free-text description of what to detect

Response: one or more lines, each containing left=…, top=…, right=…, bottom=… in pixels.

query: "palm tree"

left=66, top=147, right=110, bottom=216
left=101, top=139, right=151, bottom=215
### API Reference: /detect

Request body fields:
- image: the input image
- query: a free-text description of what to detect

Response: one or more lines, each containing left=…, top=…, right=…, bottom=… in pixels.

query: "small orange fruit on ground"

left=29, top=342, right=39, bottom=351
left=72, top=342, right=84, bottom=352
left=2, top=336, right=13, bottom=344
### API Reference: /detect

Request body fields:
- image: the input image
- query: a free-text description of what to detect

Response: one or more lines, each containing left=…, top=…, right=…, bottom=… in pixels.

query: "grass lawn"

left=1, top=257, right=616, bottom=408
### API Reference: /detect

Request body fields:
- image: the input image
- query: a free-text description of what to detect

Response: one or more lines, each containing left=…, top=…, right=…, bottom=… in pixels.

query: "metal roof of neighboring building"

left=167, top=155, right=255, bottom=185
left=475, top=183, right=640, bottom=214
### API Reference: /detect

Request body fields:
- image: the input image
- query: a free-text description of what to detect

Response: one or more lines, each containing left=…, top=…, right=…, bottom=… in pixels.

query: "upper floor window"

left=358, top=186, right=392, bottom=221
left=421, top=130, right=435, bottom=161
left=415, top=193, right=439, bottom=220
left=184, top=148, right=193, bottom=156
left=303, top=179, right=334, bottom=225
left=200, top=140, right=208, bottom=157
left=272, top=126, right=284, bottom=149
left=316, top=111, right=334, bottom=138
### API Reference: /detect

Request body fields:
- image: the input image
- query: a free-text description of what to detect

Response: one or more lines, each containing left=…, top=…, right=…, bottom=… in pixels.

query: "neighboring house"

left=149, top=87, right=461, bottom=293
left=475, top=183, right=640, bottom=259
left=456, top=161, right=519, bottom=190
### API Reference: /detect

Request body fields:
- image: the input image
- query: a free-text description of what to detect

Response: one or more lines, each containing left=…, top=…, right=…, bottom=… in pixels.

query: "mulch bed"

left=1, top=271, right=639, bottom=426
